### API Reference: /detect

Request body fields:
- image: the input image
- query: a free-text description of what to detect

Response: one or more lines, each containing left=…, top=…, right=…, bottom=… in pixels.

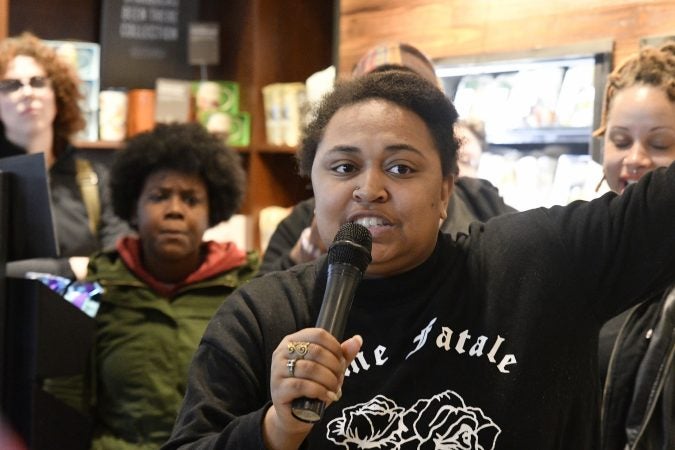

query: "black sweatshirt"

left=165, top=164, right=675, bottom=450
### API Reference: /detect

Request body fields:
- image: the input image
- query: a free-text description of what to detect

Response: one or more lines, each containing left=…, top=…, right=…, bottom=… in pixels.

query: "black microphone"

left=291, top=222, right=372, bottom=423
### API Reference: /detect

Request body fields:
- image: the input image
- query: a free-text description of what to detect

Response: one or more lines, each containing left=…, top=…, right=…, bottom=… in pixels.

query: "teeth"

left=626, top=179, right=637, bottom=185
left=353, top=217, right=386, bottom=227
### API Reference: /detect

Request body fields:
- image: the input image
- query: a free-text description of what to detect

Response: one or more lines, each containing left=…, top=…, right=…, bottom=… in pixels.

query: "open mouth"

left=352, top=217, right=390, bottom=228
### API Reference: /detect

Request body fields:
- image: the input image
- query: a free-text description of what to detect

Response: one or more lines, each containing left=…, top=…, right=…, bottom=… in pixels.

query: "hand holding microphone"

left=290, top=222, right=372, bottom=423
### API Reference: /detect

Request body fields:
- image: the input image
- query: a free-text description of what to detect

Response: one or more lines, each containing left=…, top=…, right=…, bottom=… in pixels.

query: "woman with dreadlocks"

left=594, top=41, right=675, bottom=450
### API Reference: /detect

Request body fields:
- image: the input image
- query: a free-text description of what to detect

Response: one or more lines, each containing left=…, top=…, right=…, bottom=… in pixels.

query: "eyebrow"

left=326, top=143, right=426, bottom=157
left=649, top=126, right=675, bottom=132
left=609, top=125, right=675, bottom=132
left=151, top=185, right=203, bottom=194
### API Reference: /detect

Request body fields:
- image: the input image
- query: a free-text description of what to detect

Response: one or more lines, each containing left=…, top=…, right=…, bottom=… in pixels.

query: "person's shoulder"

left=244, top=248, right=261, bottom=267
left=76, top=156, right=111, bottom=178
left=85, top=247, right=123, bottom=279
left=216, top=259, right=320, bottom=327
left=255, top=257, right=319, bottom=282
left=454, top=176, right=517, bottom=216
left=90, top=246, right=120, bottom=263
left=296, top=197, right=316, bottom=211
left=455, top=176, right=502, bottom=196
left=232, top=249, right=261, bottom=281
left=245, top=258, right=320, bottom=297
left=50, top=148, right=78, bottom=175
left=54, top=150, right=108, bottom=181
left=288, top=197, right=316, bottom=219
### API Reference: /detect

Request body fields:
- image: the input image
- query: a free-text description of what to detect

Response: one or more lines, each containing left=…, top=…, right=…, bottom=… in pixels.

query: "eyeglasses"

left=0, top=76, right=51, bottom=94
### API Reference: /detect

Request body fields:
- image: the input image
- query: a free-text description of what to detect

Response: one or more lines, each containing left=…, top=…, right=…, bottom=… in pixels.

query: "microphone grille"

left=328, top=223, right=373, bottom=272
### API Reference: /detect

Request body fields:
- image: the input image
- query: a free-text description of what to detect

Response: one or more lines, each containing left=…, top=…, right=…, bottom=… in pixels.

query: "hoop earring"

left=595, top=174, right=606, bottom=193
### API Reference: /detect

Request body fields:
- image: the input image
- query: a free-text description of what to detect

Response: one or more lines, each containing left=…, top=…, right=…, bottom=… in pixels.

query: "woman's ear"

left=439, top=175, right=454, bottom=220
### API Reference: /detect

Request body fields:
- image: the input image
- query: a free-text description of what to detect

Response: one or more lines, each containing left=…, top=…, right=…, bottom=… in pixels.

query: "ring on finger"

left=287, top=358, right=298, bottom=377
left=287, top=341, right=310, bottom=359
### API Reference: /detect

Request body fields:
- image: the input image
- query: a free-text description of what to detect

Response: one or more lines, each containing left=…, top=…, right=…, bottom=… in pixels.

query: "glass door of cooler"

left=435, top=41, right=613, bottom=210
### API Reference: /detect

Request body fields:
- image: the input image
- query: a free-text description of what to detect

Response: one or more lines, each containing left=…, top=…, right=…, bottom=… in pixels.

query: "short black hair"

left=111, top=122, right=246, bottom=227
left=299, top=70, right=460, bottom=177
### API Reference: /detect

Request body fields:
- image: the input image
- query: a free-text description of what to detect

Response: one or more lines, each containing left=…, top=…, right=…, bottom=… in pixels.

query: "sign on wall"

left=100, top=0, right=199, bottom=89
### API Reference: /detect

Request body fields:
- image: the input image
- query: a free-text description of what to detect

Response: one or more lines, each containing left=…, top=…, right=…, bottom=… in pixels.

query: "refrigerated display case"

left=435, top=41, right=613, bottom=210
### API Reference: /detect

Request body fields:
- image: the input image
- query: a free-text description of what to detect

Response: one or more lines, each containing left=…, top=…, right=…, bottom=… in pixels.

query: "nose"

left=19, top=81, right=34, bottom=96
left=352, top=171, right=387, bottom=203
left=623, top=141, right=651, bottom=175
left=165, top=195, right=185, bottom=216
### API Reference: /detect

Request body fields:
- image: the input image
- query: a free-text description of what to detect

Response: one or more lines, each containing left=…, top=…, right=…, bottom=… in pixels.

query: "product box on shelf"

left=44, top=39, right=101, bottom=142
left=192, top=80, right=239, bottom=122
left=262, top=82, right=308, bottom=147
left=99, top=88, right=128, bottom=141
left=262, top=83, right=284, bottom=146
left=225, top=112, right=250, bottom=147
left=154, top=78, right=193, bottom=124
left=280, top=82, right=307, bottom=147
left=197, top=110, right=250, bottom=148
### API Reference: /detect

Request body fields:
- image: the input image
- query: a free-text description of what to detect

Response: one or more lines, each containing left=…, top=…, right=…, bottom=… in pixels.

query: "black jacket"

left=3, top=144, right=130, bottom=278
left=600, top=285, right=675, bottom=450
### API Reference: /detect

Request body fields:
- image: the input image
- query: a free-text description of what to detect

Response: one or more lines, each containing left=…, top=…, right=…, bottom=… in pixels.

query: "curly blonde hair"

left=594, top=41, right=675, bottom=137
left=0, top=32, right=84, bottom=157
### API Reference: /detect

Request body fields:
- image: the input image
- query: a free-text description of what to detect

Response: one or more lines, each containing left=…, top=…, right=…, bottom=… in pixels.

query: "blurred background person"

left=259, top=42, right=514, bottom=275
left=0, top=32, right=128, bottom=279
left=594, top=41, right=675, bottom=450
left=83, top=122, right=259, bottom=449
left=455, top=118, right=487, bottom=177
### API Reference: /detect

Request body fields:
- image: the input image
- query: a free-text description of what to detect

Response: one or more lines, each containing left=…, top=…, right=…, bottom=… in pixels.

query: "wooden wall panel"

left=0, top=0, right=7, bottom=39
left=339, top=0, right=675, bottom=76
left=8, top=0, right=99, bottom=41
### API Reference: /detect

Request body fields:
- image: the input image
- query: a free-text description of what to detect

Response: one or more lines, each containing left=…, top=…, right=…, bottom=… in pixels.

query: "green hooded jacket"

left=85, top=246, right=259, bottom=449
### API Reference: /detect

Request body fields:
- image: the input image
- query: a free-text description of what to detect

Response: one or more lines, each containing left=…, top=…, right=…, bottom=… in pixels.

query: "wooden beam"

left=339, top=0, right=675, bottom=75
left=0, top=0, right=8, bottom=40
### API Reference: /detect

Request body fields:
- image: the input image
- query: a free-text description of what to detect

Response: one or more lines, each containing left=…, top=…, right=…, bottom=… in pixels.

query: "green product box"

left=226, top=112, right=251, bottom=147
left=192, top=80, right=239, bottom=123
left=198, top=110, right=250, bottom=148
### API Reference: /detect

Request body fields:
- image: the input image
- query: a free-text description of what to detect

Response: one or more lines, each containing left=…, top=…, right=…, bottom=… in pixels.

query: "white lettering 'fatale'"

left=436, top=327, right=517, bottom=373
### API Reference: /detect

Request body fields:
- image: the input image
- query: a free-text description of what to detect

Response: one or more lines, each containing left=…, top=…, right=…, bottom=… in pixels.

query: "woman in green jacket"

left=86, top=122, right=258, bottom=449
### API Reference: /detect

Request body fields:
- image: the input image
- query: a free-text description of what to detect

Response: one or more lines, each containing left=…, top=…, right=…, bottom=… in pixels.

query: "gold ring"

left=287, top=341, right=310, bottom=359
left=287, top=358, right=297, bottom=377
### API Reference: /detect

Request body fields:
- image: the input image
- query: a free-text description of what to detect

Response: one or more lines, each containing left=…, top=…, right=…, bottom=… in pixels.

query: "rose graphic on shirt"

left=326, top=390, right=500, bottom=449
left=326, top=395, right=406, bottom=448
left=400, top=390, right=501, bottom=449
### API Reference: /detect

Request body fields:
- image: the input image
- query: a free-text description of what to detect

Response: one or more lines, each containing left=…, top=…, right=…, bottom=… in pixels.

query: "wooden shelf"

left=74, top=140, right=123, bottom=150
left=257, top=144, right=299, bottom=155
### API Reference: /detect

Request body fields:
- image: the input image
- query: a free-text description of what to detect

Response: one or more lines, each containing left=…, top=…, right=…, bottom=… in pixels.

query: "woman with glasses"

left=0, top=32, right=128, bottom=279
